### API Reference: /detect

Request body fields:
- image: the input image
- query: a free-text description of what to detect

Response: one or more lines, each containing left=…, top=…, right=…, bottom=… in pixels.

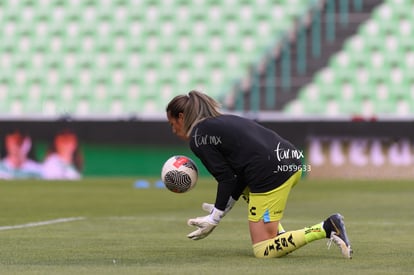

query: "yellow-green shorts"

left=248, top=170, right=302, bottom=223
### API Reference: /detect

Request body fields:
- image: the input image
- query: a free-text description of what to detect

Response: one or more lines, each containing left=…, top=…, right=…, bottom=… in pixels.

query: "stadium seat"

left=0, top=0, right=319, bottom=117
left=285, top=0, right=414, bottom=116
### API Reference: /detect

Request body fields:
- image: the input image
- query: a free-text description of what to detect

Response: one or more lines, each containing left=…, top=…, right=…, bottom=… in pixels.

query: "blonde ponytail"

left=166, top=91, right=222, bottom=136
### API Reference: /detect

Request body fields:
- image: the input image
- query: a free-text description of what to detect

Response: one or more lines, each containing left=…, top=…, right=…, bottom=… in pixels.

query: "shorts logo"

left=274, top=210, right=282, bottom=215
left=249, top=206, right=257, bottom=216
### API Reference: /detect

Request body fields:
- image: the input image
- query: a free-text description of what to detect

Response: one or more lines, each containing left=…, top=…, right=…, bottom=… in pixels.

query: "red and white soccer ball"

left=161, top=155, right=198, bottom=193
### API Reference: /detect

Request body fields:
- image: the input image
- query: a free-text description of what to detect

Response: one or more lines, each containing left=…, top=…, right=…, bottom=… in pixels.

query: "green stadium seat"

left=373, top=97, right=398, bottom=114
left=338, top=99, right=363, bottom=115
left=305, top=100, right=327, bottom=114
left=285, top=0, right=414, bottom=116
left=0, top=0, right=319, bottom=117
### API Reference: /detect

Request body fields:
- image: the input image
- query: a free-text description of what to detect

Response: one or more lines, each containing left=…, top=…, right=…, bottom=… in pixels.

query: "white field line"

left=0, top=217, right=86, bottom=231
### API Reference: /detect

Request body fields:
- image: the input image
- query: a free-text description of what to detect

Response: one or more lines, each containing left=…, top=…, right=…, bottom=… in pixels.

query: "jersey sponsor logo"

left=192, top=128, right=222, bottom=147
left=274, top=142, right=304, bottom=161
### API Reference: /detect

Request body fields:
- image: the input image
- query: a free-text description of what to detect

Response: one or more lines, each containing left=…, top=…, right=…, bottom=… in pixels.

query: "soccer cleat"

left=326, top=213, right=353, bottom=259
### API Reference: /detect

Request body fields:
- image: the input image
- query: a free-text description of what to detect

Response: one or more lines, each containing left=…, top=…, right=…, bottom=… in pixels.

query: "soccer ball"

left=161, top=155, right=198, bottom=193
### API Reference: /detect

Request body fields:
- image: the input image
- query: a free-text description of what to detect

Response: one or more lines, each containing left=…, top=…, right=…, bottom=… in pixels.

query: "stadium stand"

left=284, top=0, right=414, bottom=116
left=227, top=0, right=384, bottom=113
left=0, top=0, right=320, bottom=118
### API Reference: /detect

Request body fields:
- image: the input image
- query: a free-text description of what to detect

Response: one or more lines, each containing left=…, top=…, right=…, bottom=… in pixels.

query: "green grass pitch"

left=0, top=178, right=412, bottom=274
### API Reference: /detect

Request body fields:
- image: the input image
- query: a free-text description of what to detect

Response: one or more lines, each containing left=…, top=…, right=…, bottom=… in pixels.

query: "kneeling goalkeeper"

left=166, top=91, right=352, bottom=259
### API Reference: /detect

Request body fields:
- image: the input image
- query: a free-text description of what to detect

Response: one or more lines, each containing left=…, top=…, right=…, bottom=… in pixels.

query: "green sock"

left=278, top=222, right=285, bottom=234
left=304, top=222, right=326, bottom=243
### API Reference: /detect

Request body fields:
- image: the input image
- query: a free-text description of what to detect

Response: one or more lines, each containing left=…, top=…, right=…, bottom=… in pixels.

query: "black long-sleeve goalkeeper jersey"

left=189, top=114, right=302, bottom=211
